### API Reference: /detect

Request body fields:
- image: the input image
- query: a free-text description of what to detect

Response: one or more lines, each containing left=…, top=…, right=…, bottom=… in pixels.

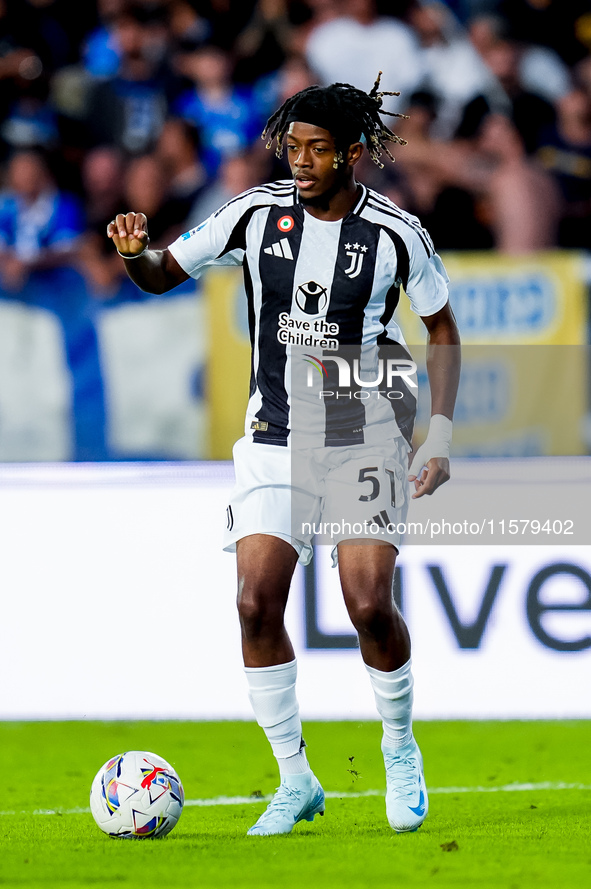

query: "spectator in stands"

left=189, top=0, right=254, bottom=53
left=251, top=53, right=317, bottom=155
left=289, top=0, right=340, bottom=57
left=82, top=145, right=125, bottom=230
left=461, top=36, right=556, bottom=154
left=576, top=56, right=591, bottom=99
left=0, top=0, right=61, bottom=156
left=186, top=149, right=268, bottom=230
left=173, top=43, right=260, bottom=176
left=233, top=0, right=294, bottom=84
left=271, top=53, right=316, bottom=106
left=0, top=76, right=59, bottom=154
left=537, top=88, right=591, bottom=248
left=80, top=144, right=193, bottom=294
left=474, top=112, right=560, bottom=252
left=408, top=1, right=499, bottom=139
left=167, top=0, right=212, bottom=49
left=77, top=145, right=127, bottom=294
left=0, top=0, right=44, bottom=132
left=394, top=97, right=559, bottom=252
left=82, top=0, right=127, bottom=79
left=304, top=0, right=424, bottom=112
left=393, top=90, right=494, bottom=249
left=154, top=117, right=208, bottom=223
left=497, top=0, right=591, bottom=68
left=122, top=152, right=189, bottom=247
left=0, top=148, right=85, bottom=290
left=468, top=13, right=572, bottom=105
left=84, top=5, right=176, bottom=155
left=7, top=0, right=84, bottom=74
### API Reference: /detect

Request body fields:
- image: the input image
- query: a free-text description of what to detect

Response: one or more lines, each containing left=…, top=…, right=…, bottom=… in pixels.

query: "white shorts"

left=223, top=435, right=410, bottom=565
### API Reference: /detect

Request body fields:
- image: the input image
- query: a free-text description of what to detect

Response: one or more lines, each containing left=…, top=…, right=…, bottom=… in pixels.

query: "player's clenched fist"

left=107, top=212, right=150, bottom=258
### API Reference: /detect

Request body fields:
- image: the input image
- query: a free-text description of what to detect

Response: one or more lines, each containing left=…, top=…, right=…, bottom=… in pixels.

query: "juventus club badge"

left=344, top=242, right=368, bottom=278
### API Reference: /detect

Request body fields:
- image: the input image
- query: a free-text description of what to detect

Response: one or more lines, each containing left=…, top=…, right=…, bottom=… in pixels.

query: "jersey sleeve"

left=405, top=230, right=450, bottom=317
left=168, top=190, right=258, bottom=279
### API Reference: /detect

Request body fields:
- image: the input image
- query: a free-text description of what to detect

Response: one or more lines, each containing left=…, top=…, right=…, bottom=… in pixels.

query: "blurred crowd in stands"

left=0, top=0, right=590, bottom=297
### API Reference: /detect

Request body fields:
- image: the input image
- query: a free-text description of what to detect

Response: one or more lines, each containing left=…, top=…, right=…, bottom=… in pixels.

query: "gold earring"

left=333, top=151, right=344, bottom=169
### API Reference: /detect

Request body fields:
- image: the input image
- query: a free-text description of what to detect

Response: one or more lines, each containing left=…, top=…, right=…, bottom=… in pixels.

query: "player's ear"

left=347, top=142, right=364, bottom=167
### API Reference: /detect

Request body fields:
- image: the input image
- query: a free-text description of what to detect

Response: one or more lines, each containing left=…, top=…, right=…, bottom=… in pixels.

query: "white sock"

left=244, top=659, right=310, bottom=778
left=365, top=659, right=414, bottom=750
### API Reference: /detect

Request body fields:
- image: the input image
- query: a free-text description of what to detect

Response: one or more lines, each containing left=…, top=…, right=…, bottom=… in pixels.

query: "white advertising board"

left=0, top=461, right=589, bottom=720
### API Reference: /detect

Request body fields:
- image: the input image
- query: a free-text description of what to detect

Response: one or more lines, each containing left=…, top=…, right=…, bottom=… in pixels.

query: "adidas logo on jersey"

left=264, top=238, right=293, bottom=260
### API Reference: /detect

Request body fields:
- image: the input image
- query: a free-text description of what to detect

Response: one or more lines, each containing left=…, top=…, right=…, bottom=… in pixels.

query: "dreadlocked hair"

left=261, top=71, right=408, bottom=169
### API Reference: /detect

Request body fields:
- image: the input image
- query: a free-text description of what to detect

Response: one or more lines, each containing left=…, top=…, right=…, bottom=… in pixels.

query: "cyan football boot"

left=382, top=737, right=428, bottom=832
left=247, top=772, right=325, bottom=836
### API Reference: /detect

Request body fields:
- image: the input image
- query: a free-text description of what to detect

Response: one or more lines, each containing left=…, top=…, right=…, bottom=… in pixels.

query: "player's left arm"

left=409, top=301, right=461, bottom=498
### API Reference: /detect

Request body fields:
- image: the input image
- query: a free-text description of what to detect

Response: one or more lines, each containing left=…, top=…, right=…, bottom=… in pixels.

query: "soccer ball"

left=90, top=750, right=184, bottom=838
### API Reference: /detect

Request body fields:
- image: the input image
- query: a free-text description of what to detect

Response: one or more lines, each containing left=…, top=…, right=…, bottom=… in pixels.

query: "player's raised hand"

left=107, top=212, right=149, bottom=257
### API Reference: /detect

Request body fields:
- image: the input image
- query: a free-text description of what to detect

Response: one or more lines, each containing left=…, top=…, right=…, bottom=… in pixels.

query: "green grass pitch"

left=1, top=720, right=590, bottom=889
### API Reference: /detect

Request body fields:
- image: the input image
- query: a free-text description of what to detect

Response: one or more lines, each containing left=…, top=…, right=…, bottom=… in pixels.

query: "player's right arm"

left=107, top=211, right=189, bottom=294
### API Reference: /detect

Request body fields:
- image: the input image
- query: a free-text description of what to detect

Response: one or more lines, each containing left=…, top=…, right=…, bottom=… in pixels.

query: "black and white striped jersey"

left=169, top=180, right=449, bottom=448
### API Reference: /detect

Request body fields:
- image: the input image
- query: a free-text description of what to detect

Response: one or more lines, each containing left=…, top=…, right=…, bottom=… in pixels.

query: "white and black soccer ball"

left=90, top=751, right=184, bottom=838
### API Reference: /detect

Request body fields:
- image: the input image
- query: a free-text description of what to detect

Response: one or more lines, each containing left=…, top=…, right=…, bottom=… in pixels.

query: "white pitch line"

left=0, top=782, right=589, bottom=817
left=187, top=782, right=591, bottom=805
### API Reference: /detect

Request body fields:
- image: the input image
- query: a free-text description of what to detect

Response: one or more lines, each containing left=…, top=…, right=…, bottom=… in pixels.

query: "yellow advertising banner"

left=205, top=252, right=588, bottom=458
left=407, top=251, right=589, bottom=456
left=412, top=343, right=587, bottom=457
left=397, top=250, right=587, bottom=345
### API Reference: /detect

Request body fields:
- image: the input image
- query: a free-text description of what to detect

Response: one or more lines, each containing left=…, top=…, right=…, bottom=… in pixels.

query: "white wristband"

left=408, top=414, right=453, bottom=478
left=117, top=247, right=148, bottom=259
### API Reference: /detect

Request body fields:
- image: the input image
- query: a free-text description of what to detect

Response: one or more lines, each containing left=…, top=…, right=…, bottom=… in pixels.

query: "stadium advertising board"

left=403, top=251, right=589, bottom=456
left=0, top=272, right=206, bottom=461
left=398, top=250, right=587, bottom=346
left=1, top=463, right=589, bottom=721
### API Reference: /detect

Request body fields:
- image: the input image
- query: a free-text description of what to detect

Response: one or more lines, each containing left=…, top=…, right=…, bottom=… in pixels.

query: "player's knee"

left=346, top=594, right=392, bottom=636
left=237, top=580, right=286, bottom=638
